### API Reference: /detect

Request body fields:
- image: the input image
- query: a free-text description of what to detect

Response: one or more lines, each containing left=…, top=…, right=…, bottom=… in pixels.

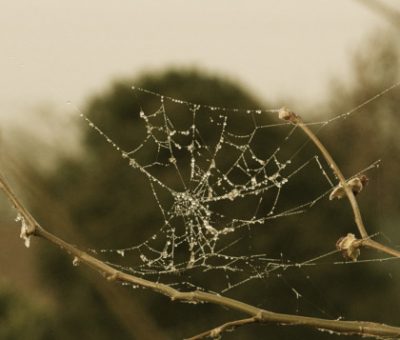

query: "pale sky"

left=1, top=0, right=399, bottom=129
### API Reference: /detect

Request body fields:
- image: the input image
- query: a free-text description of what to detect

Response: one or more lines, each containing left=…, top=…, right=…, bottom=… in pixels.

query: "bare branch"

left=292, top=113, right=368, bottom=239
left=361, top=238, right=400, bottom=258
left=1, top=173, right=400, bottom=338
left=278, top=108, right=400, bottom=258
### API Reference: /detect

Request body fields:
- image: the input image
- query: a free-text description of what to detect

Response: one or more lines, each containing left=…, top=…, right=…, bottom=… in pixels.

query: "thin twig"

left=360, top=238, right=400, bottom=257
left=185, top=315, right=260, bottom=340
left=289, top=113, right=400, bottom=258
left=0, top=172, right=38, bottom=235
left=1, top=174, right=400, bottom=339
left=293, top=116, right=368, bottom=238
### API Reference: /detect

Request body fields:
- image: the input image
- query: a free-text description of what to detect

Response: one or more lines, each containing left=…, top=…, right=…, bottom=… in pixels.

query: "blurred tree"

left=0, top=285, right=54, bottom=340
left=326, top=32, right=400, bottom=227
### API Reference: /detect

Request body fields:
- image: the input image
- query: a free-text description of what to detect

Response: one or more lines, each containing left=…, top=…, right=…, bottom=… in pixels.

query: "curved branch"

left=1, top=174, right=400, bottom=339
left=294, top=115, right=368, bottom=239
left=297, top=116, right=400, bottom=257
left=278, top=109, right=400, bottom=258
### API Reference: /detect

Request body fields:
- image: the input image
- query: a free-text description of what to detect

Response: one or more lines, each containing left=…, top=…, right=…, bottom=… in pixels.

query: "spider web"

left=70, top=81, right=399, bottom=297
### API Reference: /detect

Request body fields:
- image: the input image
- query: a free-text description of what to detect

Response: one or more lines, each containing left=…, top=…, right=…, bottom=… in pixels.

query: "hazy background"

left=1, top=1, right=400, bottom=339
left=1, top=0, right=400, bottom=125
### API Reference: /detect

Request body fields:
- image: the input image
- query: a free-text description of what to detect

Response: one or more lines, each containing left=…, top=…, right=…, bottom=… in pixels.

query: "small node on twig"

left=336, top=233, right=360, bottom=261
left=15, top=213, right=32, bottom=248
left=210, top=328, right=222, bottom=338
left=329, top=175, right=369, bottom=200
left=278, top=107, right=298, bottom=123
left=254, top=311, right=263, bottom=321
left=72, top=256, right=80, bottom=267
left=106, top=272, right=120, bottom=281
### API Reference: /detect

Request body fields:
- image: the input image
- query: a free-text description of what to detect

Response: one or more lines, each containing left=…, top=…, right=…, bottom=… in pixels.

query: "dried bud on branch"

left=278, top=107, right=298, bottom=123
left=329, top=175, right=368, bottom=200
left=336, top=233, right=360, bottom=261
